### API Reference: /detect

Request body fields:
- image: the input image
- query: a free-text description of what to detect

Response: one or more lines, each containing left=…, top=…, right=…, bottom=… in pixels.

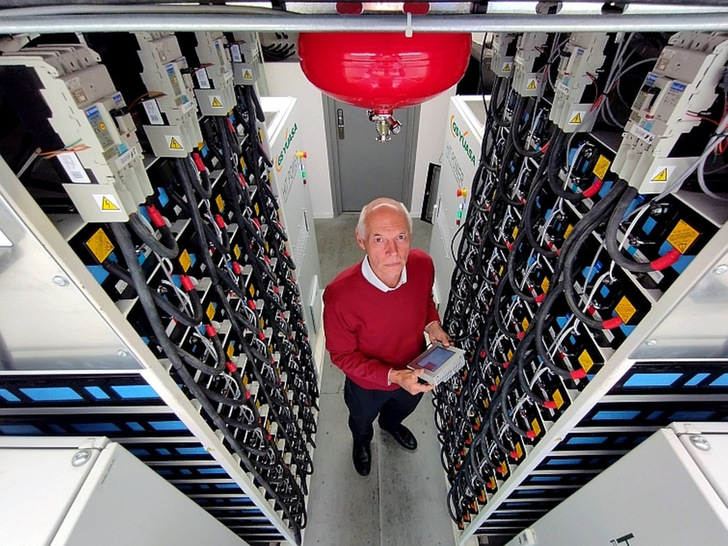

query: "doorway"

left=323, top=97, right=419, bottom=213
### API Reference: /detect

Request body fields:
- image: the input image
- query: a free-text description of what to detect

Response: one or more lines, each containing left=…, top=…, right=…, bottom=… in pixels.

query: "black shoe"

left=353, top=441, right=371, bottom=476
left=383, top=424, right=417, bottom=451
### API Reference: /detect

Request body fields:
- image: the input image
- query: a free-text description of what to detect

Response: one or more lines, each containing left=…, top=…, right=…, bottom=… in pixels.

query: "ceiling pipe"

left=2, top=10, right=728, bottom=34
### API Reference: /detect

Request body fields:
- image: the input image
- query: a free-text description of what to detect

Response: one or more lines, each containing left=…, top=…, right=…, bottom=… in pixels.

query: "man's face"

left=356, top=204, right=411, bottom=288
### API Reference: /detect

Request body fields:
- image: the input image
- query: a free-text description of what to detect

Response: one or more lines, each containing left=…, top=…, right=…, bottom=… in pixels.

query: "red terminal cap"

left=227, top=118, right=236, bottom=134
left=180, top=275, right=195, bottom=292
left=247, top=299, right=256, bottom=309
left=535, top=294, right=545, bottom=303
left=588, top=305, right=596, bottom=316
left=232, top=261, right=242, bottom=275
left=602, top=316, right=623, bottom=330
left=582, top=178, right=603, bottom=198
left=258, top=331, right=266, bottom=340
left=225, top=361, right=237, bottom=372
left=510, top=451, right=518, bottom=459
left=526, top=430, right=536, bottom=439
left=403, top=2, right=430, bottom=15
left=192, top=152, right=206, bottom=172
left=502, top=361, right=510, bottom=369
left=570, top=369, right=588, bottom=380
left=205, top=324, right=217, bottom=337
left=490, top=384, right=498, bottom=391
left=244, top=389, right=251, bottom=400
left=336, top=1, right=362, bottom=14
left=238, top=173, right=247, bottom=187
left=215, top=214, right=226, bottom=229
left=543, top=401, right=557, bottom=409
left=252, top=218, right=261, bottom=228
left=516, top=331, right=525, bottom=340
left=480, top=350, right=486, bottom=358
left=650, top=247, right=681, bottom=271
left=147, top=205, right=166, bottom=229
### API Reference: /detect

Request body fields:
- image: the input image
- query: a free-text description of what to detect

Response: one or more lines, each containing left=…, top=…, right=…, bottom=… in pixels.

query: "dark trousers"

left=343, top=377, right=423, bottom=445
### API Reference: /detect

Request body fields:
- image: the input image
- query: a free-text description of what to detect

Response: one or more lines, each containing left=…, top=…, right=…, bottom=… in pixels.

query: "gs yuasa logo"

left=275, top=123, right=298, bottom=172
left=450, top=115, right=477, bottom=167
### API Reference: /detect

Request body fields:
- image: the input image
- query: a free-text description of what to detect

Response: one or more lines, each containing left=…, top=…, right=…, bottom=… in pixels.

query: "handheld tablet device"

left=407, top=344, right=465, bottom=385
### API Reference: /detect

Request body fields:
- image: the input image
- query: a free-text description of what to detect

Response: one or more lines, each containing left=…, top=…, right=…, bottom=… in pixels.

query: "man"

left=323, top=197, right=451, bottom=476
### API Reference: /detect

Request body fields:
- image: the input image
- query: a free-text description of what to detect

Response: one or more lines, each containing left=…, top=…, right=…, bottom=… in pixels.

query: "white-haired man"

left=323, top=197, right=451, bottom=476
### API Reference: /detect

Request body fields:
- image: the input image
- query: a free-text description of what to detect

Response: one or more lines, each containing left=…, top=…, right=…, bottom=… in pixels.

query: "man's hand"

left=389, top=368, right=435, bottom=395
left=426, top=322, right=452, bottom=347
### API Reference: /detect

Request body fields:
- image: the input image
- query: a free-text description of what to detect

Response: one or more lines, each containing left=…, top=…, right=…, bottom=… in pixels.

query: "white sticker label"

left=630, top=123, right=655, bottom=145
left=92, top=193, right=121, bottom=212
left=143, top=100, right=164, bottom=125
left=195, top=67, right=211, bottom=89
left=57, top=153, right=91, bottom=184
left=116, top=148, right=135, bottom=169
left=230, top=44, right=243, bottom=63
left=181, top=100, right=196, bottom=114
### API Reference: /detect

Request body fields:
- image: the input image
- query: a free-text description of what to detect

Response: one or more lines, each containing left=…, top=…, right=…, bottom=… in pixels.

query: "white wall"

left=263, top=62, right=334, bottom=218
left=263, top=61, right=455, bottom=219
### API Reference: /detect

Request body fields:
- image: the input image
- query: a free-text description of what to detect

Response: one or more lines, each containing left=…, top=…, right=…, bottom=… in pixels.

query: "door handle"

left=337, top=108, right=345, bottom=140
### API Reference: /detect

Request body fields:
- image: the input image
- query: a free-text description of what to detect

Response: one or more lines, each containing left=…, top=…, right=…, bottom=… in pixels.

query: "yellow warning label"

left=578, top=350, right=595, bottom=373
left=651, top=167, right=668, bottom=182
left=259, top=317, right=265, bottom=330
left=489, top=477, right=497, bottom=490
left=500, top=462, right=508, bottom=475
left=507, top=349, right=514, bottom=361
left=522, top=317, right=529, bottom=332
left=615, top=296, right=637, bottom=324
left=254, top=203, right=260, bottom=216
left=541, top=276, right=550, bottom=294
left=178, top=249, right=192, bottom=272
left=484, top=398, right=490, bottom=408
left=211, top=96, right=223, bottom=108
left=564, top=224, right=574, bottom=240
left=101, top=196, right=119, bottom=211
left=515, top=442, right=523, bottom=459
left=499, top=265, right=504, bottom=276
left=264, top=241, right=269, bottom=254
left=227, top=343, right=235, bottom=359
left=215, top=195, right=224, bottom=212
left=243, top=69, right=253, bottom=80
left=85, top=228, right=115, bottom=263
left=249, top=283, right=255, bottom=297
left=169, top=137, right=183, bottom=150
left=495, top=376, right=501, bottom=387
left=206, top=302, right=216, bottom=322
left=526, top=79, right=537, bottom=90
left=240, top=157, right=247, bottom=172
left=243, top=374, right=248, bottom=388
left=531, top=418, right=542, bottom=437
left=502, top=63, right=511, bottom=72
left=569, top=112, right=582, bottom=125
left=667, top=219, right=699, bottom=254
left=553, top=389, right=564, bottom=409
left=512, top=226, right=519, bottom=239
left=233, top=244, right=241, bottom=259
left=593, top=155, right=611, bottom=180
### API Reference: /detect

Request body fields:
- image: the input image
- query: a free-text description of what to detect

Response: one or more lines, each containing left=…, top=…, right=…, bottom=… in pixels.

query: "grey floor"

left=303, top=214, right=457, bottom=546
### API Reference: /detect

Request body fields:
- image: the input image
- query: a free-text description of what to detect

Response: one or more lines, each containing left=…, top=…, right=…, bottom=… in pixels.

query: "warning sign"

left=206, top=302, right=216, bottom=322
left=541, top=276, right=550, bottom=294
left=515, top=442, right=523, bottom=459
left=593, top=155, right=611, bottom=180
left=168, top=136, right=184, bottom=150
left=85, top=228, right=115, bottom=263
left=564, top=224, right=574, bottom=240
left=243, top=69, right=253, bottom=80
left=531, top=418, right=541, bottom=437
left=502, top=63, right=511, bottom=73
left=578, top=350, right=595, bottom=373
left=569, top=112, right=583, bottom=125
left=521, top=317, right=529, bottom=332
left=667, top=219, right=699, bottom=254
left=526, top=79, right=537, bottom=90
left=210, top=96, right=223, bottom=109
left=552, top=389, right=564, bottom=409
left=614, top=296, right=637, bottom=324
left=233, top=244, right=241, bottom=259
left=651, top=167, right=669, bottom=182
left=227, top=344, right=235, bottom=359
left=216, top=194, right=225, bottom=212
left=178, top=249, right=192, bottom=272
left=93, top=194, right=121, bottom=212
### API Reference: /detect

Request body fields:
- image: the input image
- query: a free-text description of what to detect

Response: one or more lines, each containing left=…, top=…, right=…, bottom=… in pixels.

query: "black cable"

left=127, top=210, right=179, bottom=259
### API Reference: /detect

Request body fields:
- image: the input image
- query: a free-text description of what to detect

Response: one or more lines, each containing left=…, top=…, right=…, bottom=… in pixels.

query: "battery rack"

left=434, top=31, right=728, bottom=544
left=0, top=32, right=317, bottom=546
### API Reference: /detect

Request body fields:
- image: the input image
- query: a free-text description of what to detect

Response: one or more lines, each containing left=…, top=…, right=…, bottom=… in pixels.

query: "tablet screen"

left=417, top=346, right=453, bottom=372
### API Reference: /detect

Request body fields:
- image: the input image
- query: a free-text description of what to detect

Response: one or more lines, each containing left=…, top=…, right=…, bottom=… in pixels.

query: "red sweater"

left=323, top=249, right=441, bottom=391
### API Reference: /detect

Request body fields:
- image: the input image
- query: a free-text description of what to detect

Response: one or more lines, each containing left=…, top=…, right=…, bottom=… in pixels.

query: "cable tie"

left=205, top=324, right=217, bottom=337
left=650, top=247, right=681, bottom=271
left=180, top=275, right=195, bottom=292
left=146, top=205, right=166, bottom=228
left=602, top=316, right=623, bottom=330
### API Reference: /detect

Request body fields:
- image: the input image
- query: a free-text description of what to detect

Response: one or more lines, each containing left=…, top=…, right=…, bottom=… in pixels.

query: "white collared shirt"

left=361, top=256, right=407, bottom=292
